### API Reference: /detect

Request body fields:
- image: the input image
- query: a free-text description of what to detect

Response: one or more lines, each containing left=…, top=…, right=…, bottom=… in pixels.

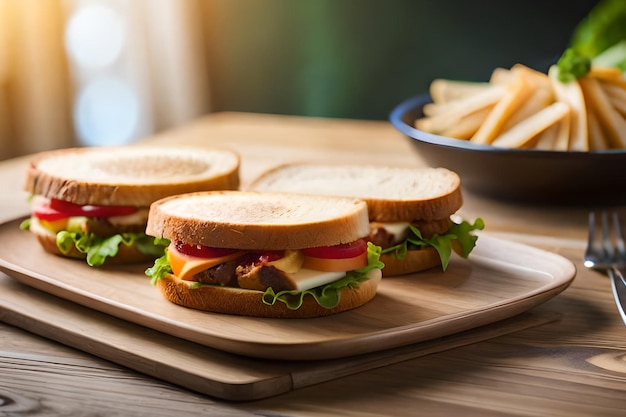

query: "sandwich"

left=144, top=191, right=384, bottom=318
left=20, top=146, right=240, bottom=266
left=249, top=164, right=484, bottom=276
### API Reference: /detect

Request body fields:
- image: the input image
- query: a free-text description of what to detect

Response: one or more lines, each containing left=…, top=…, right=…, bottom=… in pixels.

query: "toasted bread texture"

left=24, top=146, right=240, bottom=206
left=146, top=191, right=370, bottom=250
left=156, top=269, right=382, bottom=318
left=248, top=164, right=463, bottom=221
left=249, top=164, right=466, bottom=276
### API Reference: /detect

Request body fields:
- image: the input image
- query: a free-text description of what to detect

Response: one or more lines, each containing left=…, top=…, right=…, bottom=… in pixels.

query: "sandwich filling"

left=21, top=197, right=169, bottom=266
left=146, top=239, right=384, bottom=310
left=371, top=218, right=485, bottom=270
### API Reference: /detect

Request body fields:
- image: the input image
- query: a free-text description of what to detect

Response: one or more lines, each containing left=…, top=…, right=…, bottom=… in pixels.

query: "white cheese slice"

left=286, top=269, right=345, bottom=291
left=108, top=208, right=149, bottom=226
left=377, top=222, right=411, bottom=244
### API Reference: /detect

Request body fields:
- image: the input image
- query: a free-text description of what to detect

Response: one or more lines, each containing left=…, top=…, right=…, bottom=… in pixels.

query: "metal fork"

left=584, top=211, right=626, bottom=325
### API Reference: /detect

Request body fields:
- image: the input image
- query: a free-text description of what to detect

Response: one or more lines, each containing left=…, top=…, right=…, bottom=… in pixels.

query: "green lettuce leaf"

left=19, top=218, right=31, bottom=231
left=262, top=242, right=384, bottom=310
left=145, top=242, right=385, bottom=311
left=57, top=230, right=168, bottom=267
left=381, top=218, right=485, bottom=271
left=557, top=0, right=626, bottom=81
left=145, top=252, right=173, bottom=285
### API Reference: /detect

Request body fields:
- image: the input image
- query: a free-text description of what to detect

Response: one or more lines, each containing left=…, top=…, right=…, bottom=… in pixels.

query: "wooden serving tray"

left=0, top=275, right=556, bottom=401
left=0, top=218, right=575, bottom=362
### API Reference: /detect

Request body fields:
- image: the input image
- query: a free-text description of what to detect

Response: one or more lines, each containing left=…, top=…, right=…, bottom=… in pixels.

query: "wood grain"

left=0, top=275, right=554, bottom=401
left=2, top=112, right=626, bottom=415
left=0, top=218, right=573, bottom=363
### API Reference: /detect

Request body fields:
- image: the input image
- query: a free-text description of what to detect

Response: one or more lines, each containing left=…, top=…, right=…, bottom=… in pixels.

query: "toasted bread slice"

left=146, top=191, right=371, bottom=250
left=156, top=268, right=382, bottom=318
left=248, top=164, right=463, bottom=222
left=24, top=146, right=240, bottom=206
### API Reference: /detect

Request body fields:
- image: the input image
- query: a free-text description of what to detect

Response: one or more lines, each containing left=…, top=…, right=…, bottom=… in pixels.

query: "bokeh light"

left=64, top=3, right=125, bottom=70
left=74, top=77, right=139, bottom=146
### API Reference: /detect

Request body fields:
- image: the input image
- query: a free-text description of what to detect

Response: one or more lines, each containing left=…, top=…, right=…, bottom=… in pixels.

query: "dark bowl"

left=389, top=94, right=626, bottom=206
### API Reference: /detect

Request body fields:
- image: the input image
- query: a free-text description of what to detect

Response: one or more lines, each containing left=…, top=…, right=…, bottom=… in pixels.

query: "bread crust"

left=366, top=193, right=462, bottom=222
left=33, top=227, right=155, bottom=264
left=24, top=146, right=240, bottom=206
left=156, top=269, right=382, bottom=318
left=146, top=191, right=371, bottom=250
left=249, top=164, right=463, bottom=221
left=380, top=247, right=442, bottom=276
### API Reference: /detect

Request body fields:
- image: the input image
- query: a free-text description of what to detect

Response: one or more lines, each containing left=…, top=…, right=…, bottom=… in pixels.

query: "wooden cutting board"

left=1, top=218, right=575, bottom=360
left=0, top=216, right=575, bottom=399
left=0, top=275, right=556, bottom=401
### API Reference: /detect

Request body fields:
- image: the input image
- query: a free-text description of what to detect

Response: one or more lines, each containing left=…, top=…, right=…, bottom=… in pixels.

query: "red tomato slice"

left=50, top=198, right=137, bottom=218
left=33, top=198, right=138, bottom=221
left=32, top=201, right=70, bottom=221
left=175, top=242, right=241, bottom=258
left=301, top=239, right=367, bottom=259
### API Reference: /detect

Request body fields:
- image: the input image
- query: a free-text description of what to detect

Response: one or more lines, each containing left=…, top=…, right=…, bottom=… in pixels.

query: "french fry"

left=599, top=80, right=626, bottom=117
left=470, top=70, right=533, bottom=145
left=489, top=67, right=513, bottom=85
left=553, top=110, right=572, bottom=151
left=417, top=64, right=626, bottom=151
left=589, top=67, right=626, bottom=90
left=439, top=106, right=493, bottom=140
left=500, top=82, right=554, bottom=132
left=532, top=118, right=561, bottom=150
left=416, top=86, right=505, bottom=134
left=511, top=64, right=553, bottom=91
left=429, top=79, right=490, bottom=103
left=579, top=76, right=626, bottom=148
left=548, top=65, right=589, bottom=151
left=586, top=106, right=610, bottom=150
left=490, top=102, right=569, bottom=149
left=422, top=84, right=504, bottom=117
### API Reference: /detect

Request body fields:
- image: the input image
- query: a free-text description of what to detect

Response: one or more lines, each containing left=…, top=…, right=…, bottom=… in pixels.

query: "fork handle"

left=614, top=266, right=626, bottom=287
left=608, top=267, right=626, bottom=325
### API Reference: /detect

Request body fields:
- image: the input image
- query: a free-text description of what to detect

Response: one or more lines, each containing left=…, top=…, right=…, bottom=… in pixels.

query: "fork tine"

left=584, top=212, right=597, bottom=267
left=585, top=210, right=626, bottom=325
left=611, top=211, right=626, bottom=261
left=586, top=212, right=595, bottom=250
left=601, top=211, right=614, bottom=261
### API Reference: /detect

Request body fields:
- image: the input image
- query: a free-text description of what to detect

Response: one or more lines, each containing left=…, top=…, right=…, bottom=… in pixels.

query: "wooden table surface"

left=1, top=112, right=625, bottom=416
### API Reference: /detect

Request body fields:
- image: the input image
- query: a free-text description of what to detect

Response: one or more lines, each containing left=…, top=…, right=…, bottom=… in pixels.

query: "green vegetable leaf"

left=449, top=217, right=485, bottom=258
left=556, top=48, right=591, bottom=83
left=381, top=218, right=485, bottom=271
left=146, top=242, right=385, bottom=311
left=592, top=40, right=626, bottom=71
left=557, top=0, right=626, bottom=81
left=262, top=242, right=384, bottom=310
left=56, top=230, right=168, bottom=267
left=19, top=218, right=31, bottom=231
left=145, top=252, right=173, bottom=285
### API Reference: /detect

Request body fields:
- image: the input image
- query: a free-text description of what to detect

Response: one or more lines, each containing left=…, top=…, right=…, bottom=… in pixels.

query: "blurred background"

left=0, top=0, right=599, bottom=160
